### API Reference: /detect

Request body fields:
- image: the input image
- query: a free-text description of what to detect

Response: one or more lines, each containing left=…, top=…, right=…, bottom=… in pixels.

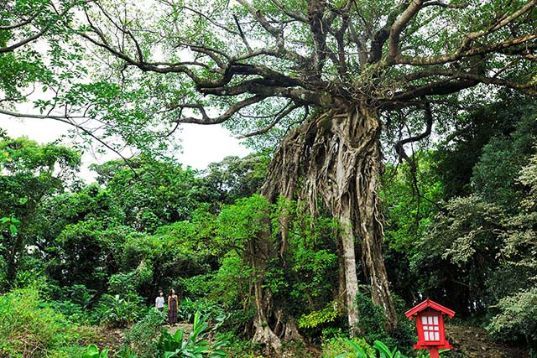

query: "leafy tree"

left=471, top=106, right=537, bottom=210
left=202, top=152, right=270, bottom=206
left=433, top=94, right=533, bottom=199
left=381, top=151, right=444, bottom=304
left=0, top=0, right=73, bottom=103
left=52, top=220, right=134, bottom=292
left=416, top=109, right=537, bottom=317
left=0, top=136, right=80, bottom=290
left=121, top=207, right=220, bottom=299
left=93, top=157, right=206, bottom=232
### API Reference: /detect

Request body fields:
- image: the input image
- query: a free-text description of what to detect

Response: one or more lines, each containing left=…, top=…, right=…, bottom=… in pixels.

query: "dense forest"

left=1, top=0, right=536, bottom=357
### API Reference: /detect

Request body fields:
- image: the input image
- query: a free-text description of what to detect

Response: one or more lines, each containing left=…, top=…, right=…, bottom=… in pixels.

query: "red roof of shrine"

left=404, top=298, right=455, bottom=319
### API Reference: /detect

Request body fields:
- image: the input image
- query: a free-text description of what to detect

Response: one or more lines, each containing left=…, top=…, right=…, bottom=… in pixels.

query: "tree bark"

left=247, top=219, right=283, bottom=354
left=263, top=104, right=398, bottom=333
left=338, top=195, right=361, bottom=335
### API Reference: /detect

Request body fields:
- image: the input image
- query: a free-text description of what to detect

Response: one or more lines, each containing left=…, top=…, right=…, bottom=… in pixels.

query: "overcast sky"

left=0, top=113, right=250, bottom=181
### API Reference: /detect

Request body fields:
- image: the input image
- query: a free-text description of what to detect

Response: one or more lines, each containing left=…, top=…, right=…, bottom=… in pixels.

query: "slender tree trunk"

left=338, top=195, right=360, bottom=335
left=263, top=104, right=397, bottom=333
left=5, top=233, right=24, bottom=289
left=247, top=221, right=282, bottom=353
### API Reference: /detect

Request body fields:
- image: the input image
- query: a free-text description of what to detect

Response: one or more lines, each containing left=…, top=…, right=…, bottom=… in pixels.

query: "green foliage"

left=471, top=110, right=537, bottom=210
left=382, top=151, right=444, bottom=254
left=372, top=340, right=408, bottom=358
left=216, top=194, right=272, bottom=249
left=0, top=136, right=80, bottom=289
left=92, top=293, right=145, bottom=328
left=82, top=344, right=109, bottom=358
left=202, top=152, right=270, bottom=205
left=123, top=309, right=165, bottom=358
left=53, top=220, right=133, bottom=292
left=93, top=157, right=206, bottom=232
left=321, top=337, right=374, bottom=358
left=298, top=302, right=340, bottom=329
left=178, top=298, right=228, bottom=328
left=0, top=287, right=88, bottom=357
left=487, top=287, right=537, bottom=348
left=157, top=312, right=228, bottom=357
left=354, top=293, right=414, bottom=350
left=322, top=337, right=409, bottom=358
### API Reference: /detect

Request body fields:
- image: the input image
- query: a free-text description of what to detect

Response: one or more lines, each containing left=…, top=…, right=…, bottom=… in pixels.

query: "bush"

left=92, top=293, right=145, bottom=328
left=355, top=292, right=414, bottom=350
left=47, top=299, right=88, bottom=324
left=81, top=344, right=110, bottom=358
left=321, top=338, right=409, bottom=358
left=0, top=287, right=85, bottom=357
left=321, top=337, right=374, bottom=357
left=487, top=288, right=537, bottom=349
left=298, top=301, right=340, bottom=330
left=219, top=332, right=261, bottom=357
left=158, top=312, right=228, bottom=357
left=123, top=308, right=165, bottom=357
left=179, top=297, right=228, bottom=329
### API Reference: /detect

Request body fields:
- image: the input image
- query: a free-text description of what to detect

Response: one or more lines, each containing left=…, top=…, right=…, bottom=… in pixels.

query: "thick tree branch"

left=397, top=33, right=537, bottom=65
left=240, top=103, right=301, bottom=138
left=388, top=0, right=423, bottom=61
left=172, top=95, right=267, bottom=124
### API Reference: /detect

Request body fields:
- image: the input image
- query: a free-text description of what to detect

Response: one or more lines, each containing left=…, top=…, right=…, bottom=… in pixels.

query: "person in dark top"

left=167, top=288, right=179, bottom=325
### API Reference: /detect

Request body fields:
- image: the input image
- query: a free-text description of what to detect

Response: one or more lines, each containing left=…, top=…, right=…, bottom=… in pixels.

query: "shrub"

left=487, top=288, right=537, bottom=349
left=92, top=293, right=144, bottom=328
left=321, top=337, right=374, bottom=357
left=81, top=344, right=109, bottom=358
left=47, top=300, right=88, bottom=324
left=355, top=292, right=414, bottom=350
left=298, top=301, right=340, bottom=329
left=123, top=308, right=165, bottom=357
left=0, top=287, right=83, bottom=357
left=179, top=297, right=228, bottom=329
left=219, top=332, right=261, bottom=358
left=322, top=338, right=409, bottom=358
left=157, top=312, right=228, bottom=357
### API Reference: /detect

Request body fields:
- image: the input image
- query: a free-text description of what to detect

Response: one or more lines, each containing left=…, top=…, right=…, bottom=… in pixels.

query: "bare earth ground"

left=446, top=324, right=528, bottom=358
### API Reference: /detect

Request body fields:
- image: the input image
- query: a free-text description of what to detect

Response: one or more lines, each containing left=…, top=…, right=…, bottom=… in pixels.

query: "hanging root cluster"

left=261, top=104, right=397, bottom=339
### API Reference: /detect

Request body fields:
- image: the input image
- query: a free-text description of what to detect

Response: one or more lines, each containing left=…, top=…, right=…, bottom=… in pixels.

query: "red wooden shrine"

left=405, top=299, right=455, bottom=358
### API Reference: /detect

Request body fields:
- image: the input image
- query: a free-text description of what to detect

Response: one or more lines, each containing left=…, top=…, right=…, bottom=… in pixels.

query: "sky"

left=0, top=113, right=250, bottom=181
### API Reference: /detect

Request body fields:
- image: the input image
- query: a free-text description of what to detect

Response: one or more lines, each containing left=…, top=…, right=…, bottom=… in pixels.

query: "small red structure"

left=405, top=299, right=455, bottom=358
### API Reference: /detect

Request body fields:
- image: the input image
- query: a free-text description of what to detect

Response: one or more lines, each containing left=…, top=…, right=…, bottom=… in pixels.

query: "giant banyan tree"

left=9, top=0, right=534, bottom=351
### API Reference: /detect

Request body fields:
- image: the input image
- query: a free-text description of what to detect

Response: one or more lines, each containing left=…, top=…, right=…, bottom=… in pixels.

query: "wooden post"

left=429, top=347, right=440, bottom=358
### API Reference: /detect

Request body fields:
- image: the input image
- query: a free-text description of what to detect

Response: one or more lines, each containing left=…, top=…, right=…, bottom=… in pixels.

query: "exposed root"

left=262, top=104, right=397, bottom=332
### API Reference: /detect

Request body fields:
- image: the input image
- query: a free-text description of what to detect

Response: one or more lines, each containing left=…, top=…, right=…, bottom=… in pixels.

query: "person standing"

left=155, top=290, right=165, bottom=312
left=167, top=289, right=179, bottom=325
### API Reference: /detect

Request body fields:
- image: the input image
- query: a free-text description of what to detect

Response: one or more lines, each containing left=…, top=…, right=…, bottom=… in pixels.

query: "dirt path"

left=446, top=324, right=528, bottom=357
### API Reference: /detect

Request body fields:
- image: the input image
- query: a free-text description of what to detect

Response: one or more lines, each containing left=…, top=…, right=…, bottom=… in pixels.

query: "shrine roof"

left=404, top=298, right=456, bottom=319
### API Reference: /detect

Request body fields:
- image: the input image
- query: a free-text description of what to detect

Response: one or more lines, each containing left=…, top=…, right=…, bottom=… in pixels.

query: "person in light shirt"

left=155, top=290, right=165, bottom=312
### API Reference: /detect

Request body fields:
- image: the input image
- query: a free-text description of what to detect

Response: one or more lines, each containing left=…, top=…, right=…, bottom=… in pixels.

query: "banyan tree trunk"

left=263, top=104, right=397, bottom=335
left=248, top=226, right=283, bottom=353
left=248, top=190, right=305, bottom=354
